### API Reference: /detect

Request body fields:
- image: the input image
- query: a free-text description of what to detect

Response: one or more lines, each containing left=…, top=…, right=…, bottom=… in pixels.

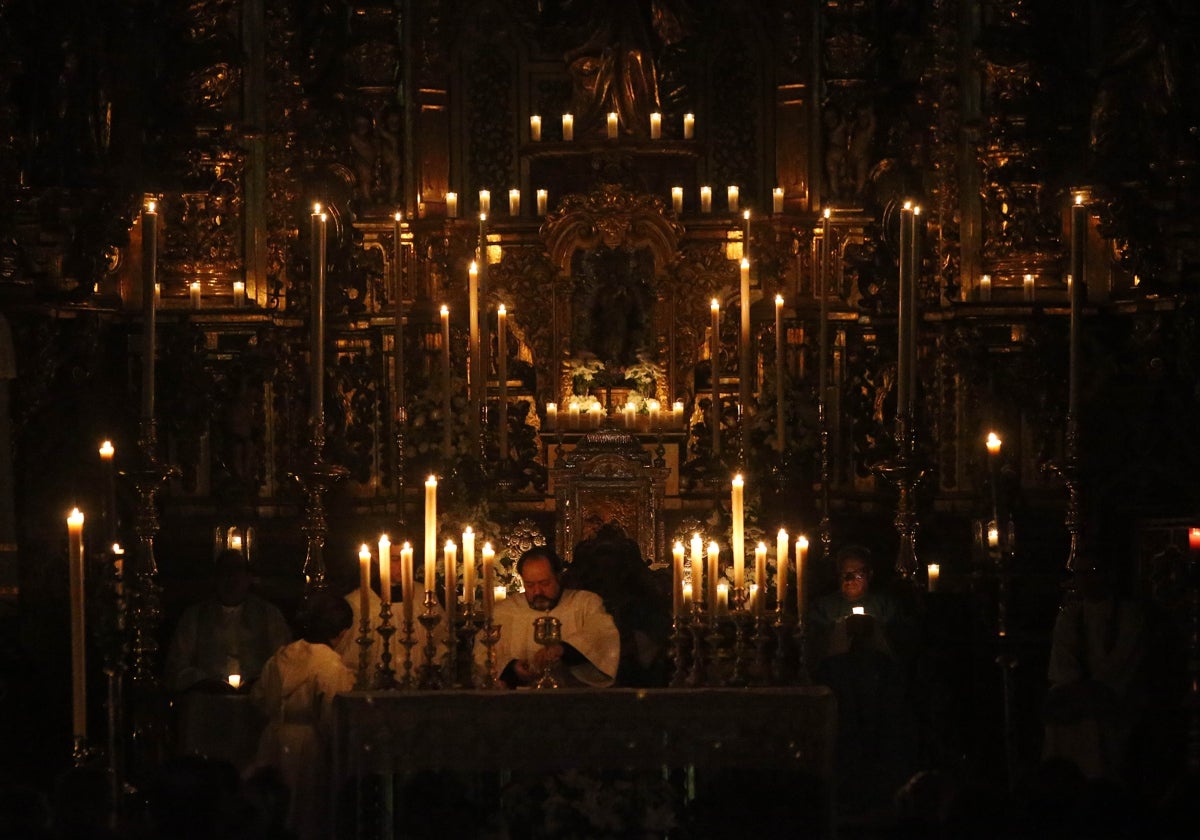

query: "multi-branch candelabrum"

left=673, top=596, right=809, bottom=687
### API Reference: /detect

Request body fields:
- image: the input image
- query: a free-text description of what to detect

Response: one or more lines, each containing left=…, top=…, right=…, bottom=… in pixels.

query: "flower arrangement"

left=622, top=353, right=663, bottom=402
left=567, top=353, right=606, bottom=396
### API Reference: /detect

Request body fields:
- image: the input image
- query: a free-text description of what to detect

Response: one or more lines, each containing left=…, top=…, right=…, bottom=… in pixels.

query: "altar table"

left=333, top=686, right=836, bottom=838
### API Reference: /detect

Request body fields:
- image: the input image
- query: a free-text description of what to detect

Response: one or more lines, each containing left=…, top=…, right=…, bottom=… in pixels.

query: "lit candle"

left=98, top=440, right=115, bottom=542
left=478, top=189, right=490, bottom=216
left=494, top=584, right=507, bottom=604
left=141, top=199, right=158, bottom=422
left=498, top=304, right=509, bottom=458
left=731, top=474, right=745, bottom=591
left=707, top=540, right=720, bottom=615
left=401, top=542, right=414, bottom=623
left=754, top=542, right=767, bottom=614
left=545, top=401, right=558, bottom=430
left=700, top=186, right=712, bottom=213
left=589, top=402, right=602, bottom=428
left=508, top=188, right=520, bottom=216
left=773, top=187, right=784, bottom=214
left=227, top=674, right=241, bottom=690
left=190, top=280, right=202, bottom=309
left=1023, top=273, right=1035, bottom=302
left=529, top=114, right=542, bottom=141
left=233, top=280, right=245, bottom=308
left=445, top=191, right=458, bottom=218
left=606, top=111, right=619, bottom=138
left=671, top=186, right=683, bottom=215
left=672, top=400, right=684, bottom=428
left=444, top=539, right=457, bottom=613
left=739, top=259, right=751, bottom=424
left=649, top=111, right=661, bottom=139
left=358, top=544, right=371, bottom=620
left=748, top=584, right=759, bottom=612
left=462, top=527, right=476, bottom=605
left=424, top=476, right=437, bottom=593
left=851, top=606, right=866, bottom=616
left=624, top=400, right=636, bottom=429
left=683, top=112, right=694, bottom=139
left=897, top=202, right=914, bottom=419
left=648, top=399, right=660, bottom=429
left=562, top=113, right=574, bottom=141
left=987, top=522, right=1000, bottom=548
left=482, top=542, right=496, bottom=619
left=683, top=583, right=693, bottom=607
left=727, top=185, right=739, bottom=213
left=927, top=563, right=940, bottom=592
left=1189, top=528, right=1200, bottom=552
left=378, top=534, right=391, bottom=604
left=795, top=535, right=808, bottom=615
left=775, top=294, right=786, bottom=451
left=717, top=582, right=729, bottom=613
left=111, top=543, right=124, bottom=594
left=67, top=508, right=86, bottom=741
left=229, top=532, right=243, bottom=551
left=1069, top=193, right=1086, bottom=418
left=690, top=533, right=703, bottom=605
left=536, top=189, right=548, bottom=216
left=440, top=305, right=451, bottom=458
left=468, top=263, right=481, bottom=437
left=979, top=273, right=991, bottom=301
left=311, top=205, right=327, bottom=437
left=568, top=402, right=580, bottom=429
left=673, top=541, right=685, bottom=618
left=710, top=299, right=721, bottom=456
left=776, top=528, right=789, bottom=610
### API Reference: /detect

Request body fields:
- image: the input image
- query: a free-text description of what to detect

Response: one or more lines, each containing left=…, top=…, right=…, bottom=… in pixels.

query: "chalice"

left=532, top=615, right=562, bottom=689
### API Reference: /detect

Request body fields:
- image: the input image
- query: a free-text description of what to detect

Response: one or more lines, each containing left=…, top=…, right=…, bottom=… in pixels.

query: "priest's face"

left=521, top=557, right=562, bottom=611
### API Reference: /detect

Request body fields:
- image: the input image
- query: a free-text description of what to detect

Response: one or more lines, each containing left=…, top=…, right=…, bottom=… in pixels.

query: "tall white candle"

left=401, top=542, right=414, bottom=622
left=378, top=534, right=391, bottom=604
left=68, top=508, right=86, bottom=741
left=444, top=539, right=458, bottom=613
left=672, top=541, right=685, bottom=618
left=979, top=273, right=991, bottom=301
left=482, top=542, right=495, bottom=619
left=562, top=113, right=574, bottom=141
left=546, top=402, right=557, bottom=430
left=311, top=206, right=327, bottom=432
left=233, top=280, right=245, bottom=308
left=529, top=115, right=542, bottom=141
left=650, top=112, right=662, bottom=139
left=927, top=563, right=940, bottom=592
left=739, top=259, right=751, bottom=424
left=358, top=544, right=371, bottom=620
left=1070, top=193, right=1086, bottom=416
left=731, top=474, right=745, bottom=590
left=710, top=299, right=721, bottom=456
left=440, top=305, right=452, bottom=458
left=897, top=203, right=913, bottom=418
left=776, top=529, right=789, bottom=610
left=190, top=280, right=202, bottom=309
left=424, top=476, right=437, bottom=593
left=468, top=263, right=481, bottom=434
left=141, top=199, right=158, bottom=422
left=498, top=304, right=509, bottom=458
left=690, top=533, right=703, bottom=605
left=775, top=295, right=786, bottom=450
left=707, top=540, right=720, bottom=615
left=462, top=527, right=476, bottom=604
left=795, top=535, right=809, bottom=616
left=754, top=542, right=767, bottom=614
left=1023, top=273, right=1035, bottom=302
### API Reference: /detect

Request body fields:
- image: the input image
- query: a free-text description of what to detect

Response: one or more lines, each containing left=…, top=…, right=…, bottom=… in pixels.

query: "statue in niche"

left=571, top=245, right=655, bottom=371
left=558, top=0, right=687, bottom=135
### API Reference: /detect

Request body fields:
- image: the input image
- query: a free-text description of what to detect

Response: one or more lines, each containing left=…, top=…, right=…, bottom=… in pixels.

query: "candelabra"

left=293, top=424, right=349, bottom=593
left=451, top=605, right=483, bottom=689
left=873, top=414, right=923, bottom=581
left=728, top=588, right=751, bottom=686
left=704, top=605, right=728, bottom=687
left=418, top=591, right=444, bottom=689
left=399, top=618, right=418, bottom=689
left=375, top=600, right=398, bottom=690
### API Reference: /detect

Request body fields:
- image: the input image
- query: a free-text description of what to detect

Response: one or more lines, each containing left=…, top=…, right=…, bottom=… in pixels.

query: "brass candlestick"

left=418, top=591, right=444, bottom=689
left=375, top=600, right=397, bottom=690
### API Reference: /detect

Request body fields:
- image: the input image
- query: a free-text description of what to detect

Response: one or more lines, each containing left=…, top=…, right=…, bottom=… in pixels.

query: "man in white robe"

left=491, top=547, right=620, bottom=688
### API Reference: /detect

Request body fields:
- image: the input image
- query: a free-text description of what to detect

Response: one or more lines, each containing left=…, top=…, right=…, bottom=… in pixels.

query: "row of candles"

left=527, top=110, right=695, bottom=142
left=446, top=185, right=788, bottom=218
left=546, top=397, right=688, bottom=432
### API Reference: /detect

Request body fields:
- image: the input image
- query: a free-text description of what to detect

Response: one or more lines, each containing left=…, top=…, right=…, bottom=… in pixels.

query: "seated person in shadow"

left=808, top=544, right=906, bottom=663
left=563, top=523, right=672, bottom=687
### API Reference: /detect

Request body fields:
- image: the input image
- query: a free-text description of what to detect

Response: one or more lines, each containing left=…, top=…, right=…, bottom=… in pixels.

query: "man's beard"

left=529, top=593, right=561, bottom=611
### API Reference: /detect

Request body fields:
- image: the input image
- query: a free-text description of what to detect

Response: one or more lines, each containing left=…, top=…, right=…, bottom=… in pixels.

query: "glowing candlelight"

left=776, top=528, right=789, bottom=609
left=190, top=280, right=202, bottom=309
left=671, top=186, right=683, bottom=215
left=707, top=540, right=720, bottom=615
left=469, top=263, right=481, bottom=433
left=1190, top=528, right=1200, bottom=552
left=498, top=304, right=509, bottom=458
left=672, top=400, right=684, bottom=428
left=546, top=402, right=558, bottom=430
left=986, top=432, right=1002, bottom=457
left=536, top=189, right=548, bottom=216
left=67, top=508, right=86, bottom=740
left=378, top=534, right=391, bottom=604
left=700, top=186, right=712, bottom=213
left=508, top=188, right=520, bottom=216
left=1023, top=273, right=1035, bottom=302
left=228, top=674, right=241, bottom=690
left=710, top=299, right=721, bottom=456
left=727, top=186, right=739, bottom=213
left=607, top=112, right=619, bottom=139
left=494, top=584, right=507, bottom=603
left=649, top=111, right=661, bottom=139
left=717, top=582, right=729, bottom=613
left=562, top=113, right=574, bottom=141
left=673, top=541, right=685, bottom=618
left=851, top=606, right=865, bottom=616
left=683, top=112, right=694, bottom=139
left=979, top=273, right=991, bottom=301
left=424, top=476, right=437, bottom=593
left=478, top=189, right=490, bottom=216
left=444, top=539, right=457, bottom=614
left=739, top=259, right=751, bottom=422
left=795, top=535, right=809, bottom=615
left=775, top=294, right=786, bottom=450
left=529, top=114, right=542, bottom=141
left=731, top=475, right=745, bottom=591
left=401, top=542, right=414, bottom=623
left=462, top=527, right=476, bottom=604
left=773, top=187, right=784, bottom=214
left=754, top=542, right=767, bottom=614
left=358, top=544, right=371, bottom=619
left=988, top=522, right=1000, bottom=548
left=927, top=563, right=940, bottom=592
left=690, top=533, right=703, bottom=603
left=233, top=280, right=245, bottom=308
left=482, top=542, right=496, bottom=619
left=440, top=305, right=451, bottom=458
left=445, top=191, right=458, bottom=218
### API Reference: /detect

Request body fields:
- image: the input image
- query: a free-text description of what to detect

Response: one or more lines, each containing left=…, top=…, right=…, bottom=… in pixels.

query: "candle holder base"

left=418, top=593, right=444, bottom=690
left=480, top=620, right=502, bottom=689
left=374, top=602, right=397, bottom=690
left=399, top=619, right=418, bottom=689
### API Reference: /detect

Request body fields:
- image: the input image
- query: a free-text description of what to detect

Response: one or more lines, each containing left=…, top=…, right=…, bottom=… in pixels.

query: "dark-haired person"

left=491, top=547, right=620, bottom=688
left=250, top=592, right=355, bottom=840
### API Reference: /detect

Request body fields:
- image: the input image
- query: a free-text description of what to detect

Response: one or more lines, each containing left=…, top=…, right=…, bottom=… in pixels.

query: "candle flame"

left=775, top=294, right=784, bottom=305
left=798, top=535, right=809, bottom=550
left=986, top=431, right=1002, bottom=452
left=903, top=200, right=912, bottom=210
left=394, top=211, right=403, bottom=221
left=426, top=475, right=437, bottom=486
left=740, top=257, right=749, bottom=269
left=823, top=207, right=830, bottom=218
left=440, top=304, right=449, bottom=316
left=732, top=473, right=744, bottom=487
left=359, top=543, right=371, bottom=557
left=743, top=209, right=750, bottom=220
left=469, top=261, right=478, bottom=274
left=145, top=200, right=156, bottom=213
left=1074, top=193, right=1084, bottom=205
left=913, top=205, right=921, bottom=216
left=99, top=440, right=114, bottom=459
left=480, top=212, right=487, bottom=222
left=68, top=508, right=84, bottom=526
left=498, top=303, right=506, bottom=315
left=313, top=202, right=321, bottom=214
left=711, top=298, right=719, bottom=310
left=112, top=543, right=124, bottom=555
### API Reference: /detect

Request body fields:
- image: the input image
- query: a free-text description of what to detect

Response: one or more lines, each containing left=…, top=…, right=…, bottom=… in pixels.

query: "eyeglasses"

left=841, top=571, right=867, bottom=582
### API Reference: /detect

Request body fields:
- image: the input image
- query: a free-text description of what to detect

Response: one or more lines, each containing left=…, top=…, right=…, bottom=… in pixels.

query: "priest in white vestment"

left=491, top=547, right=620, bottom=688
